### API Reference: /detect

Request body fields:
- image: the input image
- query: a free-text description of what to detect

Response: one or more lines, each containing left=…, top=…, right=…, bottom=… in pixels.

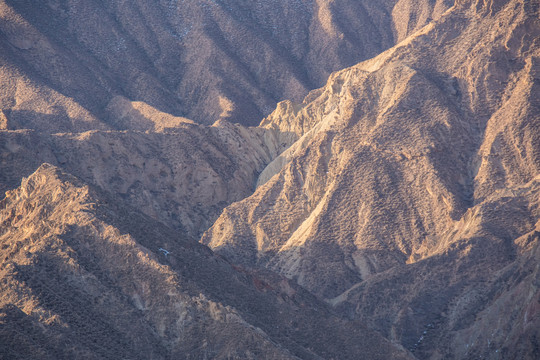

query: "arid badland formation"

left=0, top=0, right=539, bottom=359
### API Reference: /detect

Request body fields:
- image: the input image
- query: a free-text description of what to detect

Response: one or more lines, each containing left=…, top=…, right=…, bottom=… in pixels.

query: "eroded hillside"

left=0, top=0, right=538, bottom=359
left=0, top=0, right=452, bottom=131
left=0, top=120, right=292, bottom=237
left=0, top=164, right=413, bottom=359
left=202, top=0, right=540, bottom=357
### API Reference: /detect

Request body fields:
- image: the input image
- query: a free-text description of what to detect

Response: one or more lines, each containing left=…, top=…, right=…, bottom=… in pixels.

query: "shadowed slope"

left=0, top=0, right=453, bottom=130
left=0, top=164, right=414, bottom=359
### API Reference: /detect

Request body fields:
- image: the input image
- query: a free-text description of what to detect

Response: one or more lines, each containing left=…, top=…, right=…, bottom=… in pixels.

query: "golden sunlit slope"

left=203, top=0, right=540, bottom=357
left=0, top=164, right=414, bottom=359
left=0, top=0, right=538, bottom=358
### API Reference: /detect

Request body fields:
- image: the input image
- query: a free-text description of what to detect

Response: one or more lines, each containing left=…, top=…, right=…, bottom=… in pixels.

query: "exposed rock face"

left=333, top=177, right=540, bottom=359
left=0, top=0, right=452, bottom=130
left=0, top=0, right=538, bottom=358
left=0, top=164, right=413, bottom=359
left=203, top=0, right=540, bottom=357
left=0, top=121, right=290, bottom=236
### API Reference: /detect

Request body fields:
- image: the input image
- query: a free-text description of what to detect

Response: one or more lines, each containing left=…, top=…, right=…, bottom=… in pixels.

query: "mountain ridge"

left=0, top=163, right=414, bottom=359
left=0, top=0, right=538, bottom=358
left=202, top=0, right=540, bottom=357
left=0, top=0, right=453, bottom=130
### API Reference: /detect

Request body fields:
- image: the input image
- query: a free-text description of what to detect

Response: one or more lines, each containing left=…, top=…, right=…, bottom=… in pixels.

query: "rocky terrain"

left=0, top=164, right=413, bottom=359
left=202, top=0, right=540, bottom=357
left=0, top=0, right=539, bottom=359
left=0, top=120, right=291, bottom=237
left=0, top=0, right=453, bottom=130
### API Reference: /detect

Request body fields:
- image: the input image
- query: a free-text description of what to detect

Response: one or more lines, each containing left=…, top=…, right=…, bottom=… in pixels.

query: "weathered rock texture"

left=203, top=0, right=540, bottom=357
left=0, top=164, right=413, bottom=360
left=0, top=0, right=539, bottom=359
left=0, top=0, right=452, bottom=130
left=0, top=121, right=290, bottom=237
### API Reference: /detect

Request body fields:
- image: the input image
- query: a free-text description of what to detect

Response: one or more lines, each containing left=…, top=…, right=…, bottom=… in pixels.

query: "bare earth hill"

left=0, top=0, right=453, bottom=130
left=0, top=122, right=289, bottom=237
left=0, top=164, right=413, bottom=359
left=0, top=0, right=539, bottom=359
left=202, top=0, right=540, bottom=358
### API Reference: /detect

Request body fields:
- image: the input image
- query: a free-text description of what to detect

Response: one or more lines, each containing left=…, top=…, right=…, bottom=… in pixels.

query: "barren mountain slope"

left=0, top=119, right=294, bottom=237
left=0, top=0, right=538, bottom=358
left=0, top=164, right=414, bottom=360
left=203, top=0, right=540, bottom=357
left=332, top=176, right=540, bottom=359
left=0, top=0, right=453, bottom=131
